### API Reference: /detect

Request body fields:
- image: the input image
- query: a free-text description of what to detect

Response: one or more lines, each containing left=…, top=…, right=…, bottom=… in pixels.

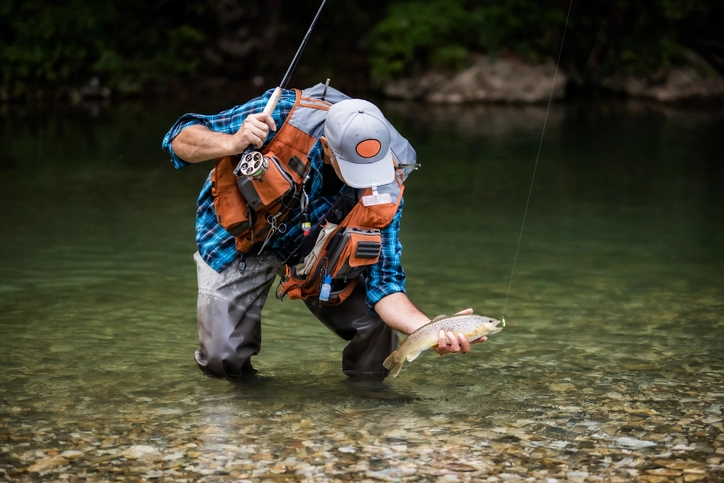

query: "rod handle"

left=234, top=86, right=282, bottom=171
left=263, top=87, right=282, bottom=116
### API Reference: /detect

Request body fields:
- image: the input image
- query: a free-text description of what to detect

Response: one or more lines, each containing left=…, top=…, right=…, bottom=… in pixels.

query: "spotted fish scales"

left=383, top=314, right=503, bottom=377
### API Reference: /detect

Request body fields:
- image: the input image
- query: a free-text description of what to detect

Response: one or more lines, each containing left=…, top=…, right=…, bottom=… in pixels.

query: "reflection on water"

left=1, top=98, right=723, bottom=481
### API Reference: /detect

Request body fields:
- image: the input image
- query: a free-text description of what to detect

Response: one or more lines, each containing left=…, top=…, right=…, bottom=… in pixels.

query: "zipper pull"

left=301, top=212, right=311, bottom=236
left=238, top=253, right=246, bottom=274
left=299, top=189, right=311, bottom=235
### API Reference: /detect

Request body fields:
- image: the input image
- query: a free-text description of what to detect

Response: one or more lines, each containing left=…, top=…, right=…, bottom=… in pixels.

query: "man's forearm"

left=171, top=125, right=244, bottom=164
left=374, top=292, right=430, bottom=335
left=375, top=292, right=478, bottom=355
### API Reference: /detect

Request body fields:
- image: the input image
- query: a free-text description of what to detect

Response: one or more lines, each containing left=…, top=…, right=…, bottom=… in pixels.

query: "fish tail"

left=383, top=350, right=404, bottom=378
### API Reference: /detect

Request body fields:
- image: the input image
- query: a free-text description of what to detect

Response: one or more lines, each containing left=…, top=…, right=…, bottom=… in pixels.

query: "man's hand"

left=433, top=308, right=488, bottom=355
left=171, top=112, right=277, bottom=164
left=234, top=113, right=277, bottom=151
left=374, top=294, right=488, bottom=355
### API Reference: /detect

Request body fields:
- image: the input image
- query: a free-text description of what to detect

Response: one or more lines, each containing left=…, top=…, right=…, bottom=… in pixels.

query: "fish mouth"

left=488, top=319, right=504, bottom=334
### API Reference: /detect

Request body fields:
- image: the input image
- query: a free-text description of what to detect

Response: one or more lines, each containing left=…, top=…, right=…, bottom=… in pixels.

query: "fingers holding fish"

left=384, top=314, right=503, bottom=377
left=454, top=332, right=470, bottom=353
left=434, top=330, right=471, bottom=355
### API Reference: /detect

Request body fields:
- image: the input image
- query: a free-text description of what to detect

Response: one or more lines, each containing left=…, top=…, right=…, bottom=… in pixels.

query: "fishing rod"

left=262, top=0, right=327, bottom=117
left=234, top=0, right=327, bottom=178
left=501, top=0, right=574, bottom=327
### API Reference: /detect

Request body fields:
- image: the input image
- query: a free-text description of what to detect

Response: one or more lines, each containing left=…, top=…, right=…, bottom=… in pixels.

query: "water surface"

left=1, top=98, right=722, bottom=481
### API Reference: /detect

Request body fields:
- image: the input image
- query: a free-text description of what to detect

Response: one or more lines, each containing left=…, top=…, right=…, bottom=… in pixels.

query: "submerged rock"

left=27, top=456, right=68, bottom=472
left=615, top=437, right=657, bottom=449
left=122, top=445, right=160, bottom=459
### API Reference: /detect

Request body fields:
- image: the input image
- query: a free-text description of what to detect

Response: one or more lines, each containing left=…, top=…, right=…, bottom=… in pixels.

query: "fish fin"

left=431, top=315, right=447, bottom=323
left=405, top=348, right=424, bottom=362
left=383, top=350, right=404, bottom=378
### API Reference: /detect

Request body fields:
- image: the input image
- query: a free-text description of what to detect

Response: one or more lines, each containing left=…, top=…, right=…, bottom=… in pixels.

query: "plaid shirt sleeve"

left=363, top=198, right=407, bottom=310
left=161, top=90, right=287, bottom=169
left=160, top=89, right=296, bottom=273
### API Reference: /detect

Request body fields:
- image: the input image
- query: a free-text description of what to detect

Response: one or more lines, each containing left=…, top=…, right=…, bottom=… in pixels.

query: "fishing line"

left=501, top=0, right=574, bottom=324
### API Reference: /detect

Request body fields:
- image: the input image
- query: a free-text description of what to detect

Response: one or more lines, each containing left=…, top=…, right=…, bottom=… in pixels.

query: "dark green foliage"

left=564, top=0, right=723, bottom=83
left=366, top=1, right=471, bottom=81
left=367, top=0, right=569, bottom=82
left=366, top=0, right=724, bottom=84
left=0, top=0, right=208, bottom=98
left=0, top=0, right=721, bottom=99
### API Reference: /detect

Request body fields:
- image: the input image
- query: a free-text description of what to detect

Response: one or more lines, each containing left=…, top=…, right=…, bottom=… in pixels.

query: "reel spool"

left=236, top=151, right=269, bottom=180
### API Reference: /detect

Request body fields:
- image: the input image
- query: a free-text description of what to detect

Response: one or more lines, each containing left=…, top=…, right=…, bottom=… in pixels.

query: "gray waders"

left=193, top=251, right=398, bottom=379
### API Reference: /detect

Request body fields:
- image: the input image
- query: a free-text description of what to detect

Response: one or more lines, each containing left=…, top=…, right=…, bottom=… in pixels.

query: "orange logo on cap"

left=356, top=139, right=381, bottom=158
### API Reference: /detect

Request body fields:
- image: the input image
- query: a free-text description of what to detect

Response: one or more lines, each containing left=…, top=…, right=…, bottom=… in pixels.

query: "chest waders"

left=197, top=128, right=405, bottom=378
left=192, top=3, right=401, bottom=380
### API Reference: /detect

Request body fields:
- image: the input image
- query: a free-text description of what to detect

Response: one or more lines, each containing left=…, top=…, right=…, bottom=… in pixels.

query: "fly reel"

left=235, top=151, right=269, bottom=180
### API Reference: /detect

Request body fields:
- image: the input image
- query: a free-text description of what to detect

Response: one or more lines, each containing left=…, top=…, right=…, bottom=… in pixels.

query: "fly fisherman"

left=162, top=84, right=487, bottom=380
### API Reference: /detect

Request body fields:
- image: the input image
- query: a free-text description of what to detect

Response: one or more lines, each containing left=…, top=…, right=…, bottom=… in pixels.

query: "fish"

left=382, top=314, right=503, bottom=377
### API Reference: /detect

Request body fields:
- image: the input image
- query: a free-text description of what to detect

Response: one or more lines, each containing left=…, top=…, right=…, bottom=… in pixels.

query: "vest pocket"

left=237, top=155, right=295, bottom=211
left=327, top=228, right=382, bottom=280
left=211, top=156, right=253, bottom=236
left=276, top=226, right=380, bottom=306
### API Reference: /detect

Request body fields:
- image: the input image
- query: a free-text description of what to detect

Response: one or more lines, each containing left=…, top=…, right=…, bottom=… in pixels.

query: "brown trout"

left=383, top=314, right=503, bottom=377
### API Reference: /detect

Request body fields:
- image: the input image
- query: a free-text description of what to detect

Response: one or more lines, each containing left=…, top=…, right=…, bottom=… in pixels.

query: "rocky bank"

left=381, top=54, right=724, bottom=105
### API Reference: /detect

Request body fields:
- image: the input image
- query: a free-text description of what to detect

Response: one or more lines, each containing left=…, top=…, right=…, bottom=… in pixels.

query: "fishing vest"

left=211, top=85, right=408, bottom=305
left=276, top=174, right=404, bottom=305
left=210, top=88, right=331, bottom=253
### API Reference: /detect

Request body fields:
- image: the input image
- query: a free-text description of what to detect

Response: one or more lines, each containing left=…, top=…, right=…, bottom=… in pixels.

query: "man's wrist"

left=374, top=292, right=431, bottom=335
left=225, top=133, right=246, bottom=155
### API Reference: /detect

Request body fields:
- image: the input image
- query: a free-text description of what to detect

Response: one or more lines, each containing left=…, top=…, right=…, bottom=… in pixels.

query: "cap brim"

left=335, top=149, right=396, bottom=189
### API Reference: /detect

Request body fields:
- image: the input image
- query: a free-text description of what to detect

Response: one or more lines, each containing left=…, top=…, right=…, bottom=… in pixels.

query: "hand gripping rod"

left=234, top=0, right=327, bottom=178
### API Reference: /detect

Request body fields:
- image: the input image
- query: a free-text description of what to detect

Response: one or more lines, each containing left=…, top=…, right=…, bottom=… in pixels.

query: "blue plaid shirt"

left=162, top=88, right=407, bottom=308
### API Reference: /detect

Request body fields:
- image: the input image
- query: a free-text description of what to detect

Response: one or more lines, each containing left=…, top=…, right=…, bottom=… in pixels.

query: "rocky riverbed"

left=2, top=345, right=723, bottom=482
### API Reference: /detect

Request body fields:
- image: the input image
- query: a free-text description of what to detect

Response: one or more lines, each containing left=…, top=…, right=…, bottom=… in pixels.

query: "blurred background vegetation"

left=1, top=0, right=722, bottom=102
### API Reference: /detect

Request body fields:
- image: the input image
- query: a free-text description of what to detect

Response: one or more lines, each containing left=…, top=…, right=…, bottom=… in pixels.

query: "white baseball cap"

left=324, top=99, right=395, bottom=188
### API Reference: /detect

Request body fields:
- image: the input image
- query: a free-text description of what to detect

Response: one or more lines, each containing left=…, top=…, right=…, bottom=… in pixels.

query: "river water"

left=0, top=96, right=722, bottom=482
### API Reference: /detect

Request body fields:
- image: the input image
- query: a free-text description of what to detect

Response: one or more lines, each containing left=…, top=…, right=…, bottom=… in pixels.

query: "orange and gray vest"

left=211, top=85, right=409, bottom=304
left=277, top=173, right=404, bottom=305
left=210, top=88, right=331, bottom=253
